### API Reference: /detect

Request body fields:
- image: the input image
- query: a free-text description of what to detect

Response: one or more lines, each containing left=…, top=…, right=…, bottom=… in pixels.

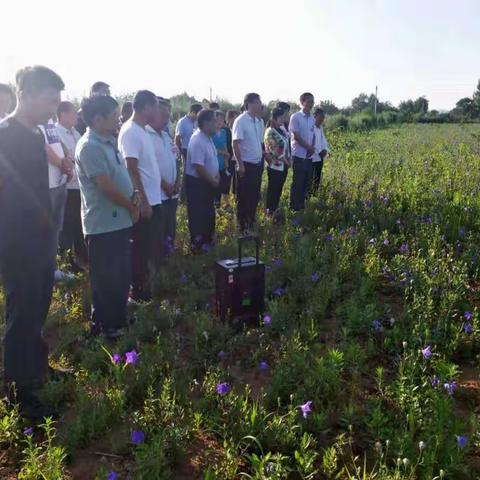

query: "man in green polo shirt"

left=76, top=95, right=139, bottom=338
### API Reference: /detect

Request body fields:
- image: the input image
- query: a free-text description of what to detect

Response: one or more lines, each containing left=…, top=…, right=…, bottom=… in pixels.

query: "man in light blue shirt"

left=289, top=92, right=315, bottom=211
left=175, top=103, right=202, bottom=158
left=76, top=95, right=139, bottom=338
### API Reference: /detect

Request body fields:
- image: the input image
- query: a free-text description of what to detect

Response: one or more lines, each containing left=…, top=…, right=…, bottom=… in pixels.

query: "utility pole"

left=374, top=85, right=378, bottom=116
left=209, top=87, right=212, bottom=103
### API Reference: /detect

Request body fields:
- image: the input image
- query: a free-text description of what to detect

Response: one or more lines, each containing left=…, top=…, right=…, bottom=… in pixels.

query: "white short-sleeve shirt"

left=39, top=120, right=67, bottom=189
left=119, top=119, right=162, bottom=206
left=232, top=112, right=264, bottom=164
left=56, top=123, right=82, bottom=189
left=312, top=125, right=329, bottom=163
left=186, top=129, right=219, bottom=178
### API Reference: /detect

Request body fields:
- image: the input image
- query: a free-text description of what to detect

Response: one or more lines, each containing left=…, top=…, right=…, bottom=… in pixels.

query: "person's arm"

left=161, top=178, right=175, bottom=197
left=126, top=157, right=152, bottom=219
left=174, top=118, right=184, bottom=153
left=95, top=174, right=139, bottom=223
left=233, top=140, right=245, bottom=177
left=45, top=143, right=63, bottom=168
left=194, top=164, right=219, bottom=189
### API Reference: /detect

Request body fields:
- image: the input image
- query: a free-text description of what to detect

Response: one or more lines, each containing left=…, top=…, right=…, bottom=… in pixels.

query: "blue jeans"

left=86, top=228, right=131, bottom=332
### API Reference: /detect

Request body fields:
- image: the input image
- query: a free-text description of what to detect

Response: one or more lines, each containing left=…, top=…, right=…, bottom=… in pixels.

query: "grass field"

left=1, top=123, right=480, bottom=479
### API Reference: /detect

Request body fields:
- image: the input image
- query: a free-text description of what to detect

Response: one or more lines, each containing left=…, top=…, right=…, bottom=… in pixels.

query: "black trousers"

left=186, top=175, right=216, bottom=246
left=236, top=162, right=263, bottom=231
left=86, top=228, right=131, bottom=331
left=290, top=157, right=312, bottom=211
left=1, top=242, right=55, bottom=389
left=266, top=166, right=289, bottom=213
left=131, top=205, right=162, bottom=301
left=309, top=161, right=324, bottom=196
left=159, top=198, right=178, bottom=256
left=59, top=189, right=87, bottom=269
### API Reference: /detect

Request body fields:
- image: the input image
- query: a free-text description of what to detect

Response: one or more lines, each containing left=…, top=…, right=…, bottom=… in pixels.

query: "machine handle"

left=238, top=235, right=260, bottom=267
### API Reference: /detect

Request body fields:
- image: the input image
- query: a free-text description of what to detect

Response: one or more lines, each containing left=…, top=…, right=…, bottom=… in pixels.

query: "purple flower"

left=311, top=272, right=320, bottom=283
left=112, top=354, right=122, bottom=365
left=421, top=346, right=432, bottom=360
left=23, top=427, right=34, bottom=436
left=263, top=315, right=272, bottom=326
left=125, top=350, right=139, bottom=366
left=464, top=323, right=474, bottom=335
left=300, top=400, right=313, bottom=419
left=383, top=239, right=390, bottom=246
left=456, top=435, right=468, bottom=449
left=201, top=243, right=210, bottom=253
left=259, top=361, right=269, bottom=373
left=131, top=430, right=145, bottom=445
left=292, top=218, right=300, bottom=227
left=273, top=258, right=282, bottom=268
left=368, top=238, right=376, bottom=245
left=399, top=244, right=409, bottom=255
left=372, top=319, right=382, bottom=333
left=216, top=382, right=231, bottom=396
left=107, top=472, right=119, bottom=480
left=443, top=381, right=457, bottom=396
left=431, top=376, right=440, bottom=388
left=273, top=288, right=283, bottom=298
left=218, top=350, right=226, bottom=360
left=326, top=234, right=334, bottom=242
left=180, top=274, right=188, bottom=284
left=464, top=311, right=473, bottom=321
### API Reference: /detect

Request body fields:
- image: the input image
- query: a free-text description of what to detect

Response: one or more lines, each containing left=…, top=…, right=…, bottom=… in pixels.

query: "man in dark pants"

left=76, top=96, right=139, bottom=337
left=0, top=66, right=64, bottom=420
left=185, top=109, right=220, bottom=250
left=310, top=108, right=329, bottom=196
left=289, top=92, right=315, bottom=211
left=119, top=91, right=161, bottom=302
left=232, top=93, right=265, bottom=233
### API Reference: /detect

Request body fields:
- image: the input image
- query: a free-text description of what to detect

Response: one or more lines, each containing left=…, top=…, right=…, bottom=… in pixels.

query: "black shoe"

left=102, top=327, right=126, bottom=340
left=14, top=389, right=58, bottom=421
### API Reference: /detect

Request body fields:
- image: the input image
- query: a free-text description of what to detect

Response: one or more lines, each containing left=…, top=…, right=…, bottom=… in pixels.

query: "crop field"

left=1, top=123, right=480, bottom=479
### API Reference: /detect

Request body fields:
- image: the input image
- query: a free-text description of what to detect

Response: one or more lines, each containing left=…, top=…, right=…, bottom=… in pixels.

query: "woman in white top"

left=264, top=107, right=291, bottom=214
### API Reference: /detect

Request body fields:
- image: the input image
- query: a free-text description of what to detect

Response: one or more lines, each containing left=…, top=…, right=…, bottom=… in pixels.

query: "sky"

left=1, top=0, right=479, bottom=111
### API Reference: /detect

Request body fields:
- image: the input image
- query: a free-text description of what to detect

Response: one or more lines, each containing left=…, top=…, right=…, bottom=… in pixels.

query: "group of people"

left=0, top=66, right=329, bottom=420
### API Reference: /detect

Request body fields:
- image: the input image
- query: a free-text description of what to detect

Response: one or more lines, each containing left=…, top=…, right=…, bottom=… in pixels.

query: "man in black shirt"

left=0, top=65, right=64, bottom=420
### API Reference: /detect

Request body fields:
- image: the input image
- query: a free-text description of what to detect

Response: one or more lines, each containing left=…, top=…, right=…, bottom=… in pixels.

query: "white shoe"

left=54, top=270, right=75, bottom=283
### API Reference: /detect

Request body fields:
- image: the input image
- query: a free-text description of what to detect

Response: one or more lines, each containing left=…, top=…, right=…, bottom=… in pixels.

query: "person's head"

left=314, top=107, right=325, bottom=126
left=300, top=92, right=314, bottom=113
left=189, top=103, right=202, bottom=121
left=120, top=101, right=133, bottom=123
left=150, top=100, right=171, bottom=133
left=197, top=109, right=216, bottom=136
left=15, top=66, right=64, bottom=125
left=81, top=95, right=119, bottom=136
left=0, top=83, right=14, bottom=117
left=209, top=102, right=220, bottom=110
left=214, top=110, right=226, bottom=131
left=90, top=81, right=110, bottom=97
left=243, top=92, right=262, bottom=117
left=133, top=90, right=158, bottom=124
left=226, top=109, right=239, bottom=128
left=270, top=107, right=286, bottom=128
left=276, top=101, right=291, bottom=112
left=57, top=101, right=78, bottom=129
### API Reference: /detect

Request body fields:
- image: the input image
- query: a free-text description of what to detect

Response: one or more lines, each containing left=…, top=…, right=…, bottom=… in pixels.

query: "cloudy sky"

left=2, top=0, right=479, bottom=110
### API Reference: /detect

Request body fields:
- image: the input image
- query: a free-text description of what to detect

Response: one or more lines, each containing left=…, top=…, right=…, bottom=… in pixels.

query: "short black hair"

left=16, top=66, right=64, bottom=95
left=215, top=110, right=225, bottom=119
left=243, top=92, right=261, bottom=109
left=90, top=81, right=110, bottom=95
left=300, top=92, right=314, bottom=103
left=133, top=90, right=157, bottom=111
left=190, top=103, right=203, bottom=114
left=226, top=109, right=239, bottom=120
left=276, top=101, right=291, bottom=111
left=81, top=95, right=118, bottom=127
left=197, top=109, right=215, bottom=129
left=209, top=102, right=220, bottom=110
left=314, top=108, right=325, bottom=117
left=0, top=83, right=13, bottom=96
left=57, top=101, right=75, bottom=118
left=271, top=107, right=286, bottom=121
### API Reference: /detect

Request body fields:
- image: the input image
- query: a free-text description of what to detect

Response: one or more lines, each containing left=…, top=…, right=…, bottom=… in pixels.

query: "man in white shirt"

left=0, top=84, right=14, bottom=120
left=147, top=99, right=180, bottom=258
left=56, top=101, right=86, bottom=273
left=232, top=93, right=265, bottom=232
left=289, top=92, right=315, bottom=211
left=310, top=108, right=329, bottom=196
left=39, top=118, right=74, bottom=282
left=119, top=90, right=161, bottom=302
